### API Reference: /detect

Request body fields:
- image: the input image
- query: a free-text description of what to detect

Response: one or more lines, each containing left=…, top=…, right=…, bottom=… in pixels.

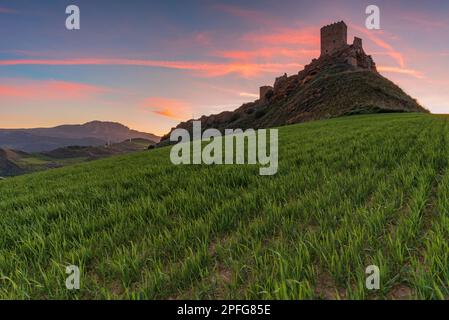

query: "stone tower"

left=320, top=21, right=348, bottom=56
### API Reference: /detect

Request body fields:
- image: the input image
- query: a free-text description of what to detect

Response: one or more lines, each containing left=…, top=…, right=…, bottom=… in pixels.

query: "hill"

left=0, top=121, right=160, bottom=153
left=0, top=113, right=448, bottom=299
left=159, top=24, right=427, bottom=145
left=0, top=149, right=26, bottom=177
left=0, top=138, right=155, bottom=177
left=42, top=138, right=153, bottom=159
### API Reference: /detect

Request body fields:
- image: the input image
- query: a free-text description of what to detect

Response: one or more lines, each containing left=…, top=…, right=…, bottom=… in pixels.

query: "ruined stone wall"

left=320, top=21, right=348, bottom=56
left=353, top=37, right=363, bottom=50
left=259, top=86, right=273, bottom=100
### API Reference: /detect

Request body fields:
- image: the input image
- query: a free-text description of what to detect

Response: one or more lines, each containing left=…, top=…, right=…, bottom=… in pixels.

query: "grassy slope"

left=0, top=113, right=449, bottom=299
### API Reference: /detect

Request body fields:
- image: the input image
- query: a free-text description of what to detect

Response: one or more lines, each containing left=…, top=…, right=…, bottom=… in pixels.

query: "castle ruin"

left=320, top=21, right=348, bottom=56
left=258, top=21, right=377, bottom=100
left=259, top=86, right=273, bottom=101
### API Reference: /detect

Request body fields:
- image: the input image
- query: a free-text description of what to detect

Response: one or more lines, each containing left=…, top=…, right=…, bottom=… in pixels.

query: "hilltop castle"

left=259, top=21, right=376, bottom=100
left=159, top=22, right=426, bottom=146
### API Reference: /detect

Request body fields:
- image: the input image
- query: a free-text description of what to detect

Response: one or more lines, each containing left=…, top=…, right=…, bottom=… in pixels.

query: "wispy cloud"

left=239, top=92, right=259, bottom=98
left=399, top=11, right=448, bottom=30
left=242, top=27, right=319, bottom=46
left=209, top=27, right=318, bottom=73
left=0, top=58, right=302, bottom=78
left=141, top=97, right=191, bottom=120
left=0, top=79, right=104, bottom=100
left=215, top=48, right=319, bottom=61
left=377, top=66, right=425, bottom=79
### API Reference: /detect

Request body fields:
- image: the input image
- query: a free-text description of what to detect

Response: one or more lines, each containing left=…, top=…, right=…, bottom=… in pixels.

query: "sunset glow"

left=1, top=0, right=448, bottom=135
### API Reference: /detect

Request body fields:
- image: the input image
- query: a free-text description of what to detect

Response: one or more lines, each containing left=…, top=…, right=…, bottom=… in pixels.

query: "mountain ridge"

left=0, top=121, right=160, bottom=153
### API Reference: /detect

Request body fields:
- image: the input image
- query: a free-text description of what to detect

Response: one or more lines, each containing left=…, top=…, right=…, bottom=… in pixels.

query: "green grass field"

left=1, top=113, right=449, bottom=299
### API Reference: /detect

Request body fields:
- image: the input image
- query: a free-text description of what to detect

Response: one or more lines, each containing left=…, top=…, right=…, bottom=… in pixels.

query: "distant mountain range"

left=0, top=138, right=155, bottom=177
left=0, top=121, right=160, bottom=153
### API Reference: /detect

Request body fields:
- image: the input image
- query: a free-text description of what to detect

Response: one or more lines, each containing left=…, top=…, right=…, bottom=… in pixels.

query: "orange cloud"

left=141, top=97, right=191, bottom=120
left=0, top=58, right=301, bottom=78
left=0, top=80, right=104, bottom=100
left=239, top=92, right=259, bottom=98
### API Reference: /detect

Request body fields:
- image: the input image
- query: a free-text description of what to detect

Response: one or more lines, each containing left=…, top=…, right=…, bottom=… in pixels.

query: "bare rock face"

left=159, top=22, right=427, bottom=145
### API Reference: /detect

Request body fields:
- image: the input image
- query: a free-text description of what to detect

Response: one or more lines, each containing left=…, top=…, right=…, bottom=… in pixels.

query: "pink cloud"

left=242, top=27, right=319, bottom=46
left=0, top=80, right=104, bottom=100
left=207, top=27, right=319, bottom=71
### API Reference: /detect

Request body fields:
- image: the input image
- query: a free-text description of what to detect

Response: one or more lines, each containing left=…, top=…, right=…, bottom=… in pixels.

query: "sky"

left=0, top=0, right=448, bottom=135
